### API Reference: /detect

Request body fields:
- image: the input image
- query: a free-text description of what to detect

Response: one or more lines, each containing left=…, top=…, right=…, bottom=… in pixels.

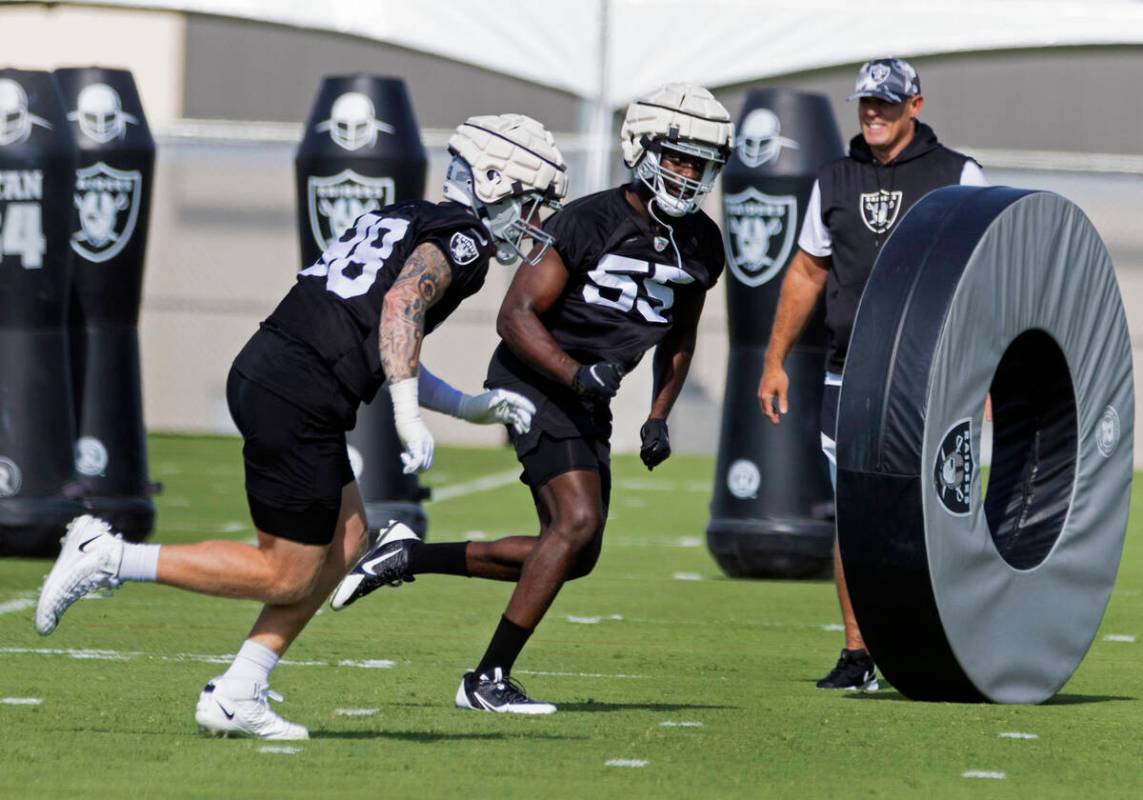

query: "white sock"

left=221, top=639, right=280, bottom=687
left=118, top=543, right=160, bottom=582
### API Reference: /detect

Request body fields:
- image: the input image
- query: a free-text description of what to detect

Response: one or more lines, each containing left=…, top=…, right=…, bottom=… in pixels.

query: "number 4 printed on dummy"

left=0, top=203, right=46, bottom=268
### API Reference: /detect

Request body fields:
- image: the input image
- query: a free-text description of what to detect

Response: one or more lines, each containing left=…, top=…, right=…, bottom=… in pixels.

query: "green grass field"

left=1, top=434, right=1141, bottom=799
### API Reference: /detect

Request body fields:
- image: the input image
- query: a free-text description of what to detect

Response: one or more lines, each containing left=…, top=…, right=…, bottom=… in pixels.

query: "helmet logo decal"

left=67, top=84, right=138, bottom=144
left=736, top=109, right=798, bottom=168
left=316, top=92, right=395, bottom=151
left=0, top=78, right=53, bottom=146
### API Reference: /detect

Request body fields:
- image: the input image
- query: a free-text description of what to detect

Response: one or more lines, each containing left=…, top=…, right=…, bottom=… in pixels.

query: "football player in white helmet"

left=35, top=113, right=567, bottom=739
left=332, top=84, right=733, bottom=715
left=620, top=83, right=734, bottom=217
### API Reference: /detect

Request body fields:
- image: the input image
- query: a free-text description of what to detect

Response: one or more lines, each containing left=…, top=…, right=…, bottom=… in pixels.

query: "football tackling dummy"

left=333, top=83, right=732, bottom=714
left=35, top=114, right=568, bottom=740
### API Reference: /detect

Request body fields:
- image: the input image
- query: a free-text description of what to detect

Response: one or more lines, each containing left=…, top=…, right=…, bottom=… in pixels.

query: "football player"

left=34, top=114, right=568, bottom=739
left=334, top=83, right=732, bottom=714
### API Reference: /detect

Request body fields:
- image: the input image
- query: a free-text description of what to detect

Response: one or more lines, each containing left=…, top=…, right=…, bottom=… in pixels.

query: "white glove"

left=458, top=389, right=537, bottom=435
left=389, top=378, right=435, bottom=474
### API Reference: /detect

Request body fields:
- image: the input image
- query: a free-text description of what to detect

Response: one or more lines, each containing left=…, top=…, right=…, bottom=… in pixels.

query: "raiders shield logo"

left=307, top=169, right=395, bottom=251
left=934, top=418, right=974, bottom=516
left=723, top=187, right=797, bottom=287
left=449, top=231, right=480, bottom=266
left=860, top=189, right=903, bottom=234
left=71, top=162, right=142, bottom=263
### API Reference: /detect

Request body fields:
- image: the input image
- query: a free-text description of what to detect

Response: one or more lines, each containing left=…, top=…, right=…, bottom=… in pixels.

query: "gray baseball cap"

left=847, top=58, right=920, bottom=103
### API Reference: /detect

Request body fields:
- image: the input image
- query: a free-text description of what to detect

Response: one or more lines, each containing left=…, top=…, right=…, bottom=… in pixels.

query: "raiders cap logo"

left=934, top=418, right=974, bottom=516
left=449, top=231, right=480, bottom=266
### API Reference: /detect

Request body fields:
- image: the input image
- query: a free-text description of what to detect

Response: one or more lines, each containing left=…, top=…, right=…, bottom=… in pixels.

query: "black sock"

left=407, top=541, right=469, bottom=576
left=475, top=615, right=533, bottom=676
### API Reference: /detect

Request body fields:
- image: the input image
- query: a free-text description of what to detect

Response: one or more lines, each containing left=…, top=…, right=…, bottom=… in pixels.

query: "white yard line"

left=1103, top=634, right=1136, bottom=642
left=2, top=697, right=42, bottom=705
left=515, top=669, right=647, bottom=680
left=430, top=469, right=521, bottom=502
left=605, top=759, right=648, bottom=768
left=335, top=708, right=379, bottom=717
left=659, top=721, right=703, bottom=728
left=258, top=745, right=301, bottom=754
left=962, top=771, right=1006, bottom=780
left=672, top=572, right=703, bottom=581
left=0, top=599, right=35, bottom=616
left=0, top=647, right=350, bottom=669
left=999, top=732, right=1038, bottom=740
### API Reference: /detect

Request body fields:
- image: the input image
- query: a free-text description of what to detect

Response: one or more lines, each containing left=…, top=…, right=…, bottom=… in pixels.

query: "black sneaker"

left=455, top=667, right=556, bottom=715
left=330, top=522, right=418, bottom=611
left=816, top=648, right=879, bottom=690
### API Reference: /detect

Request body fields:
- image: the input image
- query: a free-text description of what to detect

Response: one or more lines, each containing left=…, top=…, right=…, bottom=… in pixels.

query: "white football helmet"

left=620, top=83, right=734, bottom=216
left=442, top=114, right=568, bottom=265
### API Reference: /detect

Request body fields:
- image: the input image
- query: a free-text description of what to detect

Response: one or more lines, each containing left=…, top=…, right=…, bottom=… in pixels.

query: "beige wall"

left=0, top=5, right=185, bottom=123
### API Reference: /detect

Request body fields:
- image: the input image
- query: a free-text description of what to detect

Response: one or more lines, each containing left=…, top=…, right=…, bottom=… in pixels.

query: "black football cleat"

left=816, top=648, right=879, bottom=691
left=455, top=667, right=556, bottom=715
left=330, top=521, right=418, bottom=611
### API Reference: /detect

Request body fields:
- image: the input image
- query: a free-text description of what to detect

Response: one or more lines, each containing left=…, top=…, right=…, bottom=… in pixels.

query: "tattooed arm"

left=379, top=242, right=454, bottom=381
left=380, top=242, right=453, bottom=473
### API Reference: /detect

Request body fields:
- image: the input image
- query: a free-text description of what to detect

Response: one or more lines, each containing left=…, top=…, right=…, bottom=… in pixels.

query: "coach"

left=757, top=57, right=987, bottom=690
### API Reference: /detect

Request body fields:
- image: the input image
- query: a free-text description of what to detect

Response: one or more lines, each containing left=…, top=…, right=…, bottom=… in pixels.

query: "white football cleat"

left=35, top=515, right=124, bottom=635
left=195, top=677, right=309, bottom=740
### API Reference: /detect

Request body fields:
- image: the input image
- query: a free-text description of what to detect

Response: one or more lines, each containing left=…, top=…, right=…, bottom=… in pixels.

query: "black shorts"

left=486, top=346, right=612, bottom=508
left=226, top=367, right=354, bottom=545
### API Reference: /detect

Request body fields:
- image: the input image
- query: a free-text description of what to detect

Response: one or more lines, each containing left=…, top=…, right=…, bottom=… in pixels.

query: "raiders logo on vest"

left=723, top=187, right=797, bottom=287
left=71, top=161, right=143, bottom=263
left=933, top=418, right=973, bottom=516
left=449, top=231, right=479, bottom=266
left=860, top=189, right=902, bottom=234
left=306, top=168, right=395, bottom=251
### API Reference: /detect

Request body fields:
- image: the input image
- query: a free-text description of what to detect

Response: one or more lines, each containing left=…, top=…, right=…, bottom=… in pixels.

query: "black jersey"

left=816, top=123, right=976, bottom=372
left=490, top=186, right=724, bottom=388
left=235, top=200, right=493, bottom=425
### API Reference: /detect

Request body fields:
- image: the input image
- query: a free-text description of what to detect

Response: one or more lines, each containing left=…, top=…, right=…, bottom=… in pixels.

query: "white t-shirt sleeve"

left=959, top=160, right=989, bottom=186
left=797, top=179, right=831, bottom=257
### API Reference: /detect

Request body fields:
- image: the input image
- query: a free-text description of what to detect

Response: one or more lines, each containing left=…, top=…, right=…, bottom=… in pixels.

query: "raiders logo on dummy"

left=861, top=189, right=903, bottom=234
left=315, top=92, right=395, bottom=152
left=71, top=161, right=143, bottom=263
left=724, top=186, right=797, bottom=287
left=0, top=78, right=52, bottom=146
left=0, top=456, right=21, bottom=498
left=736, top=108, right=799, bottom=169
left=933, top=418, right=974, bottom=516
left=306, top=168, right=395, bottom=251
left=67, top=83, right=137, bottom=144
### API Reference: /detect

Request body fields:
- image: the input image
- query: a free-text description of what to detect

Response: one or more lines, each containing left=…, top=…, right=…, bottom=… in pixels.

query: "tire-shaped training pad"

left=837, top=187, right=1134, bottom=703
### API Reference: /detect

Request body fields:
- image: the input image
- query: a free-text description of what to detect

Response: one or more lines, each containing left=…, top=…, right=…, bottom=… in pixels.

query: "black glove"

left=572, top=361, right=624, bottom=399
left=639, top=418, right=671, bottom=470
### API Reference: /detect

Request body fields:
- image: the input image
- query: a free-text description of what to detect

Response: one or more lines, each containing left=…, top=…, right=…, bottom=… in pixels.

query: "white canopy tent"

left=43, top=0, right=1143, bottom=104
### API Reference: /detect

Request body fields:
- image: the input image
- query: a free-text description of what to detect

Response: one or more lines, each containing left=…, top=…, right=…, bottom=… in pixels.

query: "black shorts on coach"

left=226, top=367, right=353, bottom=546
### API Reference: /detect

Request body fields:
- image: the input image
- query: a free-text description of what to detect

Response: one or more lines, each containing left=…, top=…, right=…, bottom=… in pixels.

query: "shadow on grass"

left=312, top=730, right=581, bottom=742
left=558, top=701, right=734, bottom=713
left=842, top=691, right=1134, bottom=705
